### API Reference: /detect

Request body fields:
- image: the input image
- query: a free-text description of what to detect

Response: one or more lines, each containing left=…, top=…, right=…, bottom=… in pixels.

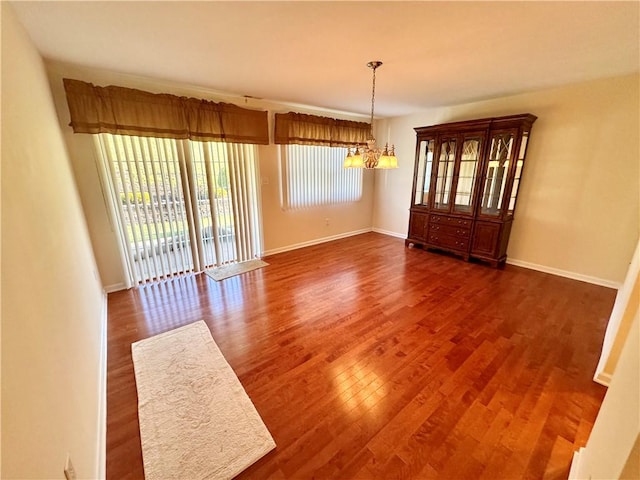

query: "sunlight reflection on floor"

left=333, top=361, right=387, bottom=417
left=138, top=274, right=203, bottom=335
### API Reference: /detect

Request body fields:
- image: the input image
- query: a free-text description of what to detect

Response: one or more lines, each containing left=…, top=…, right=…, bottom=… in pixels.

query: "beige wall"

left=620, top=435, right=640, bottom=479
left=45, top=65, right=639, bottom=288
left=1, top=4, right=105, bottom=479
left=595, top=240, right=639, bottom=386
left=604, top=273, right=639, bottom=374
left=575, top=242, right=640, bottom=478
left=573, top=309, right=639, bottom=479
left=257, top=144, right=374, bottom=256
left=45, top=62, right=374, bottom=290
left=374, top=74, right=640, bottom=285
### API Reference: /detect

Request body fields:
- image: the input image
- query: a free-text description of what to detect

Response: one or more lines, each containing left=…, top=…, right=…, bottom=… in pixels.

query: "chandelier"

left=344, top=61, right=398, bottom=169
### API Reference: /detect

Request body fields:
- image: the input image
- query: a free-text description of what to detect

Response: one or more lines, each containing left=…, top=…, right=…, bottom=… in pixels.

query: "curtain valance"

left=274, top=112, right=370, bottom=147
left=62, top=79, right=269, bottom=145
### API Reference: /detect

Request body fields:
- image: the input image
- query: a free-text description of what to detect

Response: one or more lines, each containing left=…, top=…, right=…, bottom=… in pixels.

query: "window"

left=280, top=144, right=363, bottom=210
left=95, top=134, right=262, bottom=285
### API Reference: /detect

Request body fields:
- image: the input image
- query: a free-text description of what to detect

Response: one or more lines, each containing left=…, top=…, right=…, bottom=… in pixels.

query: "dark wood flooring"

left=106, top=232, right=616, bottom=479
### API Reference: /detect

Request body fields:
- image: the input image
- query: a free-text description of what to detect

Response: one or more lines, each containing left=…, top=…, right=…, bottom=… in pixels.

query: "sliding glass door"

left=95, top=134, right=262, bottom=285
left=188, top=141, right=262, bottom=269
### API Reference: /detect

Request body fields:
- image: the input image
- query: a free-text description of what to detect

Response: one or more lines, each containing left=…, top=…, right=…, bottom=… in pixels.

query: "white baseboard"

left=104, top=282, right=126, bottom=293
left=568, top=447, right=586, bottom=480
left=506, top=258, right=621, bottom=289
left=263, top=228, right=372, bottom=257
left=593, top=371, right=612, bottom=387
left=95, top=292, right=108, bottom=480
left=371, top=227, right=406, bottom=239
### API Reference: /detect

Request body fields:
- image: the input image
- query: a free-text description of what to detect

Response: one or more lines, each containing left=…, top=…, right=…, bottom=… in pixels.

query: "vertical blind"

left=95, top=133, right=262, bottom=285
left=188, top=141, right=262, bottom=268
left=281, top=144, right=363, bottom=210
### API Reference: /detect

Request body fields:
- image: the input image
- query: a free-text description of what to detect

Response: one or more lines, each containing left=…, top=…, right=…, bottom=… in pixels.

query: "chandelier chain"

left=343, top=60, right=397, bottom=169
left=369, top=65, right=376, bottom=139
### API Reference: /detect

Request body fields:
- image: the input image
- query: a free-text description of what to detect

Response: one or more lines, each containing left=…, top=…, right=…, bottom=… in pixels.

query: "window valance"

left=62, top=79, right=269, bottom=145
left=274, top=112, right=370, bottom=147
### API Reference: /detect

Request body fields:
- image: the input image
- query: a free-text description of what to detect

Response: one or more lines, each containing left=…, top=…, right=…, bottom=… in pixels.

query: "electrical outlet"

left=325, top=218, right=330, bottom=226
left=64, top=454, right=77, bottom=480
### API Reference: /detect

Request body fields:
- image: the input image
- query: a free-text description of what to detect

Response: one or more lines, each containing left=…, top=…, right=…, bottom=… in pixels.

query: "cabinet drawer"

left=428, top=223, right=470, bottom=239
left=430, top=214, right=472, bottom=229
left=428, top=232, right=469, bottom=251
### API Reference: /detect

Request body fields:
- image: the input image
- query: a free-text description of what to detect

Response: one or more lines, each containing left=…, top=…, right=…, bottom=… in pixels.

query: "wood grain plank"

left=106, top=232, right=614, bottom=479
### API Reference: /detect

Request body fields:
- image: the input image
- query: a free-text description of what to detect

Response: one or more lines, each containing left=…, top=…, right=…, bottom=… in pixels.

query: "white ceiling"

left=10, top=1, right=640, bottom=118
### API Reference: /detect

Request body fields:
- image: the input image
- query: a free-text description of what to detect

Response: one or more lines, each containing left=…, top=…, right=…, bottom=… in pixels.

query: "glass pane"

left=414, top=139, right=434, bottom=206
left=508, top=131, right=529, bottom=214
left=434, top=139, right=456, bottom=210
left=454, top=137, right=481, bottom=213
left=518, top=131, right=529, bottom=160
left=481, top=133, right=513, bottom=216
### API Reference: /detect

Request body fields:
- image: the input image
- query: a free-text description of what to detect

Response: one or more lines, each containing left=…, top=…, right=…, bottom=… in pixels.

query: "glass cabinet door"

left=433, top=138, right=456, bottom=211
left=507, top=130, right=529, bottom=216
left=480, top=132, right=514, bottom=216
left=453, top=136, right=482, bottom=214
left=413, top=139, right=434, bottom=206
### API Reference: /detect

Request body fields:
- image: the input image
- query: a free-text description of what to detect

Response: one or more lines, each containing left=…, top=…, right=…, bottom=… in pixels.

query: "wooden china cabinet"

left=405, top=113, right=537, bottom=267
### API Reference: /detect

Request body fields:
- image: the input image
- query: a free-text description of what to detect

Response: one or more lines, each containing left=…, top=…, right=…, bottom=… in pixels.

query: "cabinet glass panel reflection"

left=434, top=139, right=456, bottom=210
left=454, top=137, right=482, bottom=213
left=481, top=133, right=514, bottom=216
left=414, top=139, right=434, bottom=206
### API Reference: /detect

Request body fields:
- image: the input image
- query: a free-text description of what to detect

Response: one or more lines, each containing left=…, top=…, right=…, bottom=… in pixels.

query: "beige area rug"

left=132, top=321, right=276, bottom=480
left=204, top=259, right=269, bottom=281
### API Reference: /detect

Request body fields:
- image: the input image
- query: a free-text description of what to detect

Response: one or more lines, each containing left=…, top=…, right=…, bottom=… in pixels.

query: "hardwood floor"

left=106, top=232, right=616, bottom=479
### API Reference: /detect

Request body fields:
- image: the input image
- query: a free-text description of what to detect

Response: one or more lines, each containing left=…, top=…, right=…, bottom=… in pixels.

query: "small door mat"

left=204, top=259, right=269, bottom=281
